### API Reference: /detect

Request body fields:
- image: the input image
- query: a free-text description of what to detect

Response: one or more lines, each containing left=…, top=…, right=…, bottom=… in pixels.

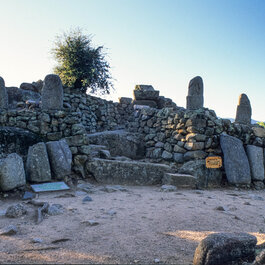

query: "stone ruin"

left=0, top=74, right=264, bottom=192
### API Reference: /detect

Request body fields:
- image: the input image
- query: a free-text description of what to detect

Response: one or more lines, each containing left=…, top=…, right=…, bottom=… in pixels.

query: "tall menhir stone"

left=235, top=93, right=252, bottom=124
left=0, top=76, right=8, bottom=109
left=186, top=76, right=204, bottom=110
left=41, top=74, right=63, bottom=110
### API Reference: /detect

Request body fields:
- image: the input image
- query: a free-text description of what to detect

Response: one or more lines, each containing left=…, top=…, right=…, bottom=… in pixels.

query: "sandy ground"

left=0, top=183, right=265, bottom=265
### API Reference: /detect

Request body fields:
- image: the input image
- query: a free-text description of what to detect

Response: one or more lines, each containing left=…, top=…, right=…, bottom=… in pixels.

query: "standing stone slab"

left=46, top=139, right=72, bottom=180
left=235, top=93, right=252, bottom=124
left=26, top=142, right=51, bottom=183
left=220, top=134, right=251, bottom=184
left=186, top=76, right=203, bottom=110
left=0, top=76, right=8, bottom=109
left=193, top=233, right=257, bottom=265
left=246, top=145, right=264, bottom=181
left=0, top=153, right=26, bottom=191
left=41, top=74, right=63, bottom=110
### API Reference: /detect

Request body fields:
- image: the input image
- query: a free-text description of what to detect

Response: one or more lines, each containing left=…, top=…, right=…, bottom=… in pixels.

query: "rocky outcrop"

left=0, top=153, right=26, bottom=191
left=193, top=233, right=257, bottom=265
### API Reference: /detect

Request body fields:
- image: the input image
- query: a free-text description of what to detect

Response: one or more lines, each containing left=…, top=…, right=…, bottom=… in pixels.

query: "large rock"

left=193, top=233, right=257, bottom=265
left=26, top=142, right=51, bottom=182
left=220, top=134, right=251, bottom=184
left=41, top=74, right=63, bottom=110
left=0, top=76, right=8, bottom=109
left=179, top=159, right=222, bottom=188
left=46, top=139, right=72, bottom=180
left=186, top=76, right=204, bottom=110
left=246, top=145, right=264, bottom=181
left=85, top=158, right=173, bottom=185
left=0, top=153, right=26, bottom=191
left=235, top=93, right=252, bottom=125
left=86, top=130, right=145, bottom=159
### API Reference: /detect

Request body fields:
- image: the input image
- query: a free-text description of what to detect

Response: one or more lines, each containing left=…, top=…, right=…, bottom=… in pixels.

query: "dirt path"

left=0, top=184, right=265, bottom=264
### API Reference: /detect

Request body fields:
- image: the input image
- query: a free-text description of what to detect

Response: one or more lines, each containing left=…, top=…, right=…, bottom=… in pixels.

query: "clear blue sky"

left=0, top=0, right=264, bottom=121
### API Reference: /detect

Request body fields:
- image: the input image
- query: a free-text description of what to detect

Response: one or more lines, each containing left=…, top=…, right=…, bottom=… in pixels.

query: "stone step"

left=85, top=158, right=173, bottom=185
left=162, top=173, right=197, bottom=189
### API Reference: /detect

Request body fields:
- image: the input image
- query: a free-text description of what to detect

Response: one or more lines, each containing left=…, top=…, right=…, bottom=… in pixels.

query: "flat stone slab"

left=85, top=158, right=173, bottom=185
left=133, top=90, right=159, bottom=101
left=162, top=173, right=196, bottom=188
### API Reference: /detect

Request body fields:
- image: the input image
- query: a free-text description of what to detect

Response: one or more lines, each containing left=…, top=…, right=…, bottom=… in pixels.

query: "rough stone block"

left=220, top=134, right=251, bottom=184
left=26, top=142, right=51, bottom=183
left=0, top=153, right=26, bottom=191
left=162, top=173, right=196, bottom=188
left=246, top=145, right=264, bottom=181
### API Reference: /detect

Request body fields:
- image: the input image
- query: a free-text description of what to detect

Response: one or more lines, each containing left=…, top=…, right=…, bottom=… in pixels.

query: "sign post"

left=206, top=156, right=222, bottom=169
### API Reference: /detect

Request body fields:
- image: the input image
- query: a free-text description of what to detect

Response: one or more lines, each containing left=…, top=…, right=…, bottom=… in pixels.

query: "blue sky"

left=0, top=0, right=264, bottom=121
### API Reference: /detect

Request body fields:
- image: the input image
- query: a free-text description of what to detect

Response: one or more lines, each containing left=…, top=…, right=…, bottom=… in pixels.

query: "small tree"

left=52, top=29, right=113, bottom=94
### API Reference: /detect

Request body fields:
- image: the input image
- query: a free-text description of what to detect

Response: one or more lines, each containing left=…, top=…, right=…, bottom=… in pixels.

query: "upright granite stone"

left=26, top=142, right=52, bottom=183
left=246, top=145, right=264, bottom=181
left=46, top=139, right=72, bottom=180
left=0, top=76, right=8, bottom=109
left=0, top=153, right=26, bottom=191
left=186, top=76, right=203, bottom=110
left=235, top=93, right=252, bottom=124
left=220, top=134, right=251, bottom=184
left=41, top=74, right=63, bottom=110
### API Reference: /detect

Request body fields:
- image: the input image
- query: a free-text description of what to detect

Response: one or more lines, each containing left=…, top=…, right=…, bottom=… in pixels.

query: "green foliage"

left=257, top=122, right=265, bottom=128
left=52, top=29, right=113, bottom=94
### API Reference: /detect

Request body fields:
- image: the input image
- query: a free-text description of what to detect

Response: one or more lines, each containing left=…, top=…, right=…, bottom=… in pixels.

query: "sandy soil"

left=0, top=183, right=265, bottom=265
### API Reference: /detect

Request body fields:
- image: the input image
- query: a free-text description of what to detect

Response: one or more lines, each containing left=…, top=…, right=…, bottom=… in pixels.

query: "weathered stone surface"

left=220, top=134, right=251, bottom=184
left=0, top=76, right=8, bottom=109
left=193, top=232, right=257, bottom=265
left=119, top=97, right=132, bottom=104
left=133, top=100, right=158, bottom=108
left=179, top=160, right=222, bottom=188
left=183, top=151, right=207, bottom=161
left=46, top=139, right=72, bottom=180
left=252, top=126, right=265, bottom=138
left=186, top=76, right=203, bottom=110
left=161, top=150, right=173, bottom=160
left=41, top=74, right=63, bottom=110
left=162, top=173, right=196, bottom=188
left=135, top=85, right=155, bottom=91
left=26, top=142, right=51, bottom=183
left=0, top=153, right=26, bottom=191
left=133, top=91, right=160, bottom=101
left=235, top=93, right=252, bottom=125
left=86, top=130, right=145, bottom=159
left=5, top=203, right=27, bottom=218
left=85, top=158, right=173, bottom=185
left=252, top=249, right=265, bottom=265
left=246, top=145, right=264, bottom=181
left=0, top=127, right=43, bottom=162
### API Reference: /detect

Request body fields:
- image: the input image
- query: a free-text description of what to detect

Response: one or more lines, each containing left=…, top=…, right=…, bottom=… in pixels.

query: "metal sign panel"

left=31, top=182, right=70, bottom=192
left=206, top=156, right=222, bottom=168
